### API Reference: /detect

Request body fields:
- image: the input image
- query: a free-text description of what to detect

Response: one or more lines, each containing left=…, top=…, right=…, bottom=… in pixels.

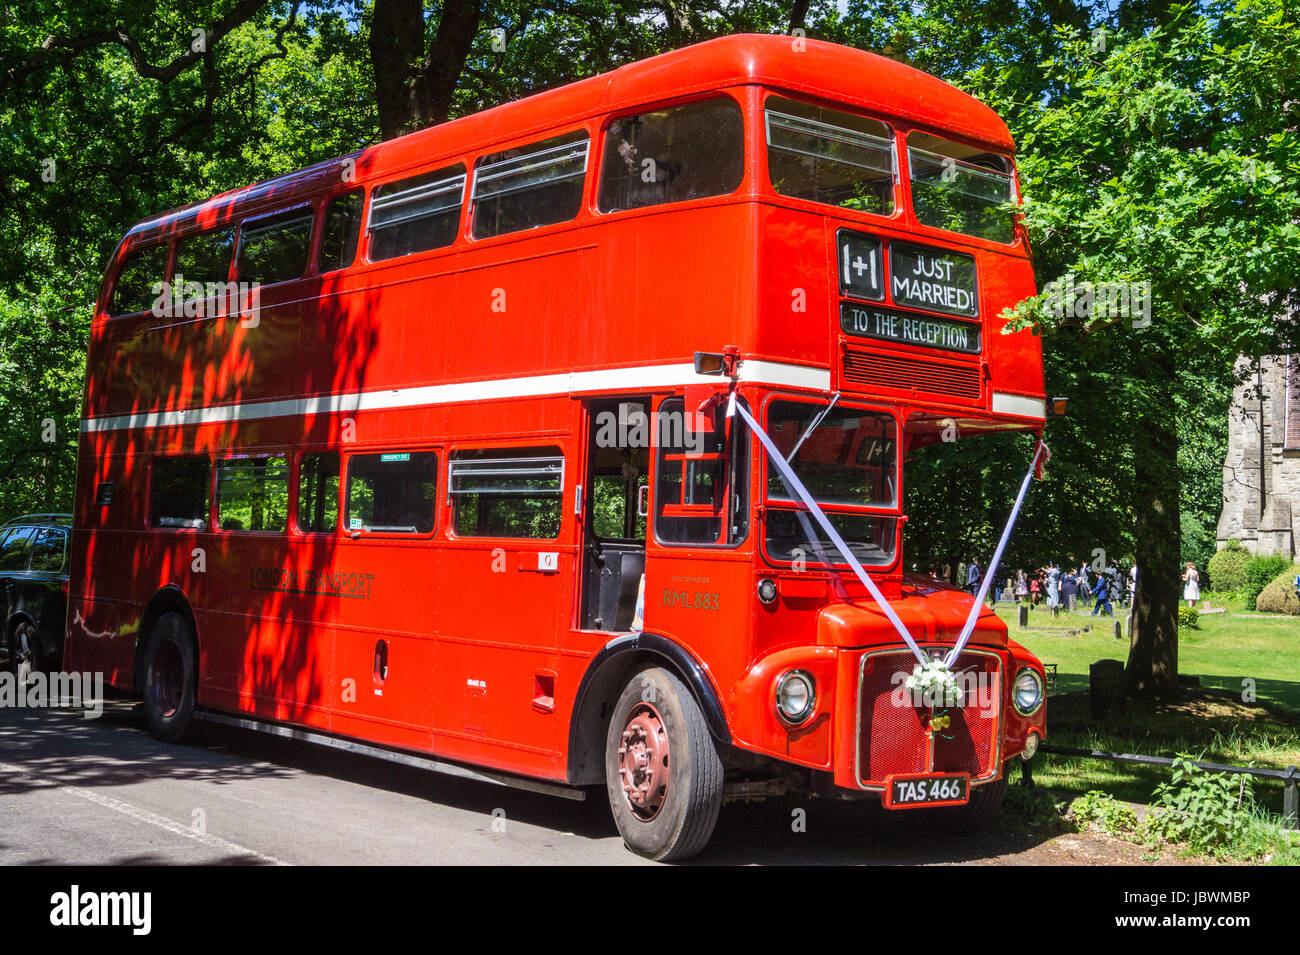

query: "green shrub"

left=1177, top=605, right=1200, bottom=629
left=1071, top=790, right=1138, bottom=835
left=1206, top=539, right=1250, bottom=593
left=1142, top=758, right=1254, bottom=856
left=1254, top=563, right=1300, bottom=615
left=1243, top=554, right=1291, bottom=610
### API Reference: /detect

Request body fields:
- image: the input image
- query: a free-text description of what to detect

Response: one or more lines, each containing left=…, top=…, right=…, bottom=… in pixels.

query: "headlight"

left=1013, top=668, right=1044, bottom=715
left=757, top=578, right=778, bottom=604
left=775, top=670, right=815, bottom=724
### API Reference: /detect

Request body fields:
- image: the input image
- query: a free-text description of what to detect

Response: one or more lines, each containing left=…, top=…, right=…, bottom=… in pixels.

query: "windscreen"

left=764, top=399, right=898, bottom=567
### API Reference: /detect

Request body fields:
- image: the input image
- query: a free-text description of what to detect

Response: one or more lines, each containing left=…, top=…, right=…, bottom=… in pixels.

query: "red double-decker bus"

left=66, top=34, right=1048, bottom=861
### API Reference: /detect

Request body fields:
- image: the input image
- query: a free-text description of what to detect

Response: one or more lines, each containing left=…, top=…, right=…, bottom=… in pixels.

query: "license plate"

left=883, top=773, right=970, bottom=809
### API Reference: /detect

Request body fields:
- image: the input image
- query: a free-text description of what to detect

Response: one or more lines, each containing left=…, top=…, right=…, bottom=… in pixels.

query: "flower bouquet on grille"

left=903, top=658, right=964, bottom=709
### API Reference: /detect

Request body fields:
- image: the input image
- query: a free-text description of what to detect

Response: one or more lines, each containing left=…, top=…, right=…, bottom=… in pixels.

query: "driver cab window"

left=653, top=396, right=749, bottom=546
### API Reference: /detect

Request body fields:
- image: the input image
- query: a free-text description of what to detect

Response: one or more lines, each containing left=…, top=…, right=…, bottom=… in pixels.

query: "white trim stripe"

left=991, top=392, right=1046, bottom=419
left=80, top=360, right=833, bottom=434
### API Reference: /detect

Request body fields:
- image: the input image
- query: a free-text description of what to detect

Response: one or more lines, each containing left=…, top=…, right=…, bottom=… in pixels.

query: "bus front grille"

left=857, top=649, right=1001, bottom=787
left=841, top=348, right=983, bottom=401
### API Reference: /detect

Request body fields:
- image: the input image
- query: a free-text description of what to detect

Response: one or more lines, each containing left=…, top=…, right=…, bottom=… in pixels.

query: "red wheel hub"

left=617, top=704, right=670, bottom=820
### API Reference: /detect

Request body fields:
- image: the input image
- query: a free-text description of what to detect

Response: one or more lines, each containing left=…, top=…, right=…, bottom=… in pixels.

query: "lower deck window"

left=450, top=448, right=564, bottom=539
left=217, top=456, right=290, bottom=532
left=151, top=457, right=211, bottom=530
left=297, top=452, right=340, bottom=533
left=764, top=509, right=897, bottom=567
left=346, top=451, right=438, bottom=534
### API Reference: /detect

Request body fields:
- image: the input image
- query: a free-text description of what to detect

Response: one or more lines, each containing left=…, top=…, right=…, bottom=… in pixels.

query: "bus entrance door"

left=579, top=399, right=650, bottom=632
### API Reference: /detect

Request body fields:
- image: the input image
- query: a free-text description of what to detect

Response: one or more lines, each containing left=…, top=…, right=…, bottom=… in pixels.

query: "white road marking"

left=0, top=759, right=288, bottom=865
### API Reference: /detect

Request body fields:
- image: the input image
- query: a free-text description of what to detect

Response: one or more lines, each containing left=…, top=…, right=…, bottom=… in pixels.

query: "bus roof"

left=120, top=33, right=1015, bottom=247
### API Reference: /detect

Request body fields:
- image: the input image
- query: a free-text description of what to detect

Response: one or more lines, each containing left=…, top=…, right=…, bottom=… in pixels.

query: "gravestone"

left=1090, top=659, right=1125, bottom=720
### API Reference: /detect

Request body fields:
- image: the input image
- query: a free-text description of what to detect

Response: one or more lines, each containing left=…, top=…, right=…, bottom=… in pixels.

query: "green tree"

left=995, top=2, right=1300, bottom=694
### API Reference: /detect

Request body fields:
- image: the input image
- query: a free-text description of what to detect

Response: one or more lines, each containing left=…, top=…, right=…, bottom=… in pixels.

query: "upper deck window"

left=110, top=243, right=170, bottom=316
left=907, top=132, right=1016, bottom=244
left=174, top=227, right=235, bottom=288
left=471, top=132, right=588, bottom=239
left=319, top=191, right=363, bottom=272
left=765, top=97, right=895, bottom=215
left=597, top=98, right=744, bottom=212
left=369, top=165, right=465, bottom=260
left=237, top=208, right=313, bottom=285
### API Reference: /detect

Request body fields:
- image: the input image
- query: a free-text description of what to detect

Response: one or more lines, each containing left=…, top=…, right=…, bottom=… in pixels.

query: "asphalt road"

left=0, top=698, right=1058, bottom=865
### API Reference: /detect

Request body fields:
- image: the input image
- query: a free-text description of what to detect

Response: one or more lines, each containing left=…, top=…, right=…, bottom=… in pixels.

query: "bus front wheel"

left=604, top=666, right=723, bottom=862
left=142, top=612, right=198, bottom=743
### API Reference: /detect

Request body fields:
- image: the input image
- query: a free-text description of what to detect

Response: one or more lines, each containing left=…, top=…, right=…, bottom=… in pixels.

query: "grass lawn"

left=999, top=595, right=1300, bottom=712
left=988, top=596, right=1300, bottom=860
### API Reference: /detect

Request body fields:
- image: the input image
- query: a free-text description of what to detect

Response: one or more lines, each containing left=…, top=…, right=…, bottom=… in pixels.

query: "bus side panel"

left=431, top=541, right=566, bottom=779
left=66, top=434, right=148, bottom=686
left=329, top=538, right=438, bottom=751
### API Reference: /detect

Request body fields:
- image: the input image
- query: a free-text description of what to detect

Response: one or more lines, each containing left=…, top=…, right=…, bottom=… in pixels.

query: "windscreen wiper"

left=784, top=392, right=840, bottom=464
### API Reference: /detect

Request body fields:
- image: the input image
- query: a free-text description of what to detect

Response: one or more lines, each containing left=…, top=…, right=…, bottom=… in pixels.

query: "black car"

left=0, top=513, right=71, bottom=673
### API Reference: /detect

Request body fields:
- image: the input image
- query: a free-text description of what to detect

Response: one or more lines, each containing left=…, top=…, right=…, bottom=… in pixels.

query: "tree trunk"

left=1125, top=386, right=1180, bottom=696
left=370, top=0, right=482, bottom=140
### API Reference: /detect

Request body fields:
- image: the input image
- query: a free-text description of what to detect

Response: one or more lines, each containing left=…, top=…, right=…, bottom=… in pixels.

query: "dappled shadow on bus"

left=79, top=251, right=388, bottom=732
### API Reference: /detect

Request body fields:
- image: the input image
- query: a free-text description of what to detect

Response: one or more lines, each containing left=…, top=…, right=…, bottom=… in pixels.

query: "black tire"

left=11, top=620, right=47, bottom=676
left=141, top=612, right=198, bottom=743
left=604, top=666, right=723, bottom=862
left=929, top=763, right=1010, bottom=832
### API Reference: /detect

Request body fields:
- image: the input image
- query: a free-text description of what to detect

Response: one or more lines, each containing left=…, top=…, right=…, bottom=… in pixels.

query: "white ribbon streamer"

left=729, top=395, right=929, bottom=667
left=943, top=440, right=1048, bottom=668
left=729, top=392, right=1048, bottom=672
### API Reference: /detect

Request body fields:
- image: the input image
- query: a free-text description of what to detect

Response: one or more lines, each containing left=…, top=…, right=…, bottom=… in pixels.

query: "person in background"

left=1014, top=569, right=1029, bottom=604
left=1128, top=564, right=1138, bottom=608
left=1107, top=564, right=1122, bottom=609
left=1061, top=567, right=1078, bottom=611
left=1090, top=571, right=1113, bottom=616
left=1182, top=562, right=1200, bottom=608
left=966, top=559, right=981, bottom=595
left=989, top=563, right=1004, bottom=605
left=1046, top=562, right=1061, bottom=611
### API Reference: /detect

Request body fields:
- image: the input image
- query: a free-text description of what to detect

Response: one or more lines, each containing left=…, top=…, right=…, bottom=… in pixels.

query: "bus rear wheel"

left=604, top=666, right=723, bottom=862
left=142, top=612, right=198, bottom=743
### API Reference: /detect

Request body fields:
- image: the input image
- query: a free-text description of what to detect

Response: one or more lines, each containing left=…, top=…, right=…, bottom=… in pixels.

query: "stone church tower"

left=1216, top=356, right=1300, bottom=556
